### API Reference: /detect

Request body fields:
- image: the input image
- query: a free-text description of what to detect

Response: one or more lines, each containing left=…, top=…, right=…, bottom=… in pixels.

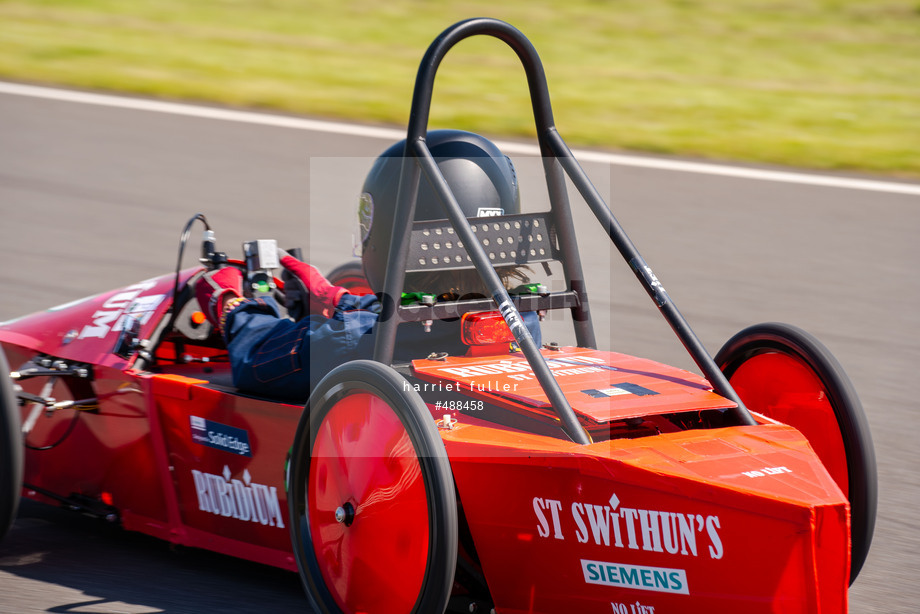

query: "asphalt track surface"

left=0, top=86, right=918, bottom=613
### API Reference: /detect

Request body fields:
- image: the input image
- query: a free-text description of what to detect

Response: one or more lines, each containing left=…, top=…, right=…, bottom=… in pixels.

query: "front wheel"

left=715, top=322, right=876, bottom=585
left=0, top=347, right=23, bottom=544
left=288, top=360, right=457, bottom=613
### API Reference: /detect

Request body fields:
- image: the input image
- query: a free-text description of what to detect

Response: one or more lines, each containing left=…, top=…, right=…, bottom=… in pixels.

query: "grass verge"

left=1, top=0, right=918, bottom=176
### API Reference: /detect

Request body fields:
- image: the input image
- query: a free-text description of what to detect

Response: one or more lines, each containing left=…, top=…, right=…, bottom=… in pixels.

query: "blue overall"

left=223, top=293, right=542, bottom=400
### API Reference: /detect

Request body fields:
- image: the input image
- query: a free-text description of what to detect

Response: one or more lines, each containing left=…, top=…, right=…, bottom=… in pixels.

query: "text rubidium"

left=191, top=466, right=284, bottom=529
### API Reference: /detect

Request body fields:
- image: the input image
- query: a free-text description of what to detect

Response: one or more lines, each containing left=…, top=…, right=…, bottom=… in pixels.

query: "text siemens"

left=582, top=559, right=688, bottom=595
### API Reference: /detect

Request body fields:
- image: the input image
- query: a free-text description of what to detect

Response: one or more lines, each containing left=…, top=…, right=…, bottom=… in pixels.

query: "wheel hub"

left=334, top=502, right=355, bottom=526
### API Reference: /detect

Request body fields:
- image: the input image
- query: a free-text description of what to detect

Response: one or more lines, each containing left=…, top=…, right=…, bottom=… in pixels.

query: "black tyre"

left=715, top=322, right=876, bottom=584
left=288, top=360, right=457, bottom=613
left=326, top=261, right=373, bottom=295
left=0, top=347, right=23, bottom=544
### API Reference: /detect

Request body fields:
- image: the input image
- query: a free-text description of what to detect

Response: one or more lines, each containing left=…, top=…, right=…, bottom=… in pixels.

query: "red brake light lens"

left=461, top=311, right=515, bottom=345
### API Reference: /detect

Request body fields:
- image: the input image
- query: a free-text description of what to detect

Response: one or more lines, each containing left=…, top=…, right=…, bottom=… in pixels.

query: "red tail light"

left=461, top=311, right=515, bottom=345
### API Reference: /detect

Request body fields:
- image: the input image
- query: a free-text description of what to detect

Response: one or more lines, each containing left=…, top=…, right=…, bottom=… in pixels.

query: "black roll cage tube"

left=372, top=18, right=756, bottom=444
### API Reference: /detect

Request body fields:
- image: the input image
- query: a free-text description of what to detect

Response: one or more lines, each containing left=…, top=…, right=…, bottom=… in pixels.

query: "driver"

left=196, top=130, right=540, bottom=399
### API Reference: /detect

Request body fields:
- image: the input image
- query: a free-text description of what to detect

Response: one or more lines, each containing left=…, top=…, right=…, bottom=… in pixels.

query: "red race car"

left=0, top=18, right=875, bottom=614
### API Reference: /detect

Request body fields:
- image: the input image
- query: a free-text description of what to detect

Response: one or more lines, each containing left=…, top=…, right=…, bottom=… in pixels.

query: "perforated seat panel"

left=406, top=213, right=558, bottom=272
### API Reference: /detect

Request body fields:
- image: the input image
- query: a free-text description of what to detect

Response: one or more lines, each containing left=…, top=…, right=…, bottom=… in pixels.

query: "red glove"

left=195, top=267, right=243, bottom=330
left=280, top=254, right=347, bottom=318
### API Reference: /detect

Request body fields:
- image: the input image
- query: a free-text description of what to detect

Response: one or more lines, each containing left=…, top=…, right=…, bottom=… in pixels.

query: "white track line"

left=2, top=80, right=918, bottom=196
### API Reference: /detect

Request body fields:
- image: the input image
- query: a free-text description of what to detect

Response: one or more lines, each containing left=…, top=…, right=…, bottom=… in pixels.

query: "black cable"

left=24, top=409, right=81, bottom=451
left=162, top=214, right=210, bottom=341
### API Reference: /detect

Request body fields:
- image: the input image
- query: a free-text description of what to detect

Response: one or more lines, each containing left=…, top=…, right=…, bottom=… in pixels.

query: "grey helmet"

left=358, top=130, right=520, bottom=291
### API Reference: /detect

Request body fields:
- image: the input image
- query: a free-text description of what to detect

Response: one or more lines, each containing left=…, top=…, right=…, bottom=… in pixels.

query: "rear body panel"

left=412, top=347, right=736, bottom=426
left=444, top=423, right=848, bottom=613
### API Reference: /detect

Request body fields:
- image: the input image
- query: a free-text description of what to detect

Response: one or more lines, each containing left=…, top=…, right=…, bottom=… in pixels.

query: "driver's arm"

left=194, top=261, right=380, bottom=399
left=222, top=293, right=380, bottom=398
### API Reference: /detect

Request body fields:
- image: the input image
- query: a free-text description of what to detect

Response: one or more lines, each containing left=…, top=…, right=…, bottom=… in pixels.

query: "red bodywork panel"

left=0, top=278, right=851, bottom=612
left=412, top=347, right=736, bottom=434
left=149, top=372, right=299, bottom=570
left=0, top=272, right=183, bottom=368
left=442, top=422, right=848, bottom=613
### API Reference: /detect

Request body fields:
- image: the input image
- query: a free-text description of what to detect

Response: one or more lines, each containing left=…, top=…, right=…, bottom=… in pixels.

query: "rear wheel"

left=715, top=322, right=876, bottom=584
left=326, top=261, right=373, bottom=295
left=0, top=347, right=23, bottom=544
left=288, top=360, right=457, bottom=613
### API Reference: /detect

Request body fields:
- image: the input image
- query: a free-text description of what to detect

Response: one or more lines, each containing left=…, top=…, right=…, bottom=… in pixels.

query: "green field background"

left=1, top=0, right=918, bottom=176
